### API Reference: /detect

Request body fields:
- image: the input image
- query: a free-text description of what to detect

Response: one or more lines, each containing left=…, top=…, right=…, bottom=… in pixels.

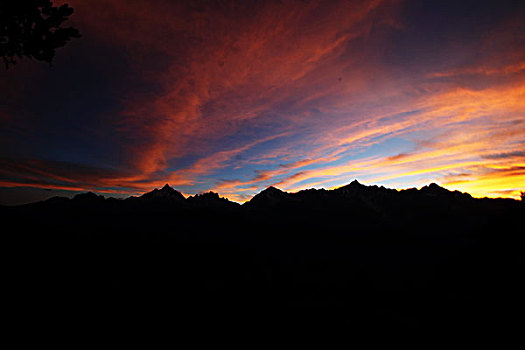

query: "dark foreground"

left=3, top=181, right=524, bottom=336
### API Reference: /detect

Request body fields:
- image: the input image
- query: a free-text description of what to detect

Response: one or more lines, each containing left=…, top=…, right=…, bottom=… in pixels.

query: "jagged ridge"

left=15, top=180, right=519, bottom=210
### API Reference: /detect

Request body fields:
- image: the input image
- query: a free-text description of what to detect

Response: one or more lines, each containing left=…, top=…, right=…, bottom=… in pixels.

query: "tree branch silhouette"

left=0, top=0, right=81, bottom=69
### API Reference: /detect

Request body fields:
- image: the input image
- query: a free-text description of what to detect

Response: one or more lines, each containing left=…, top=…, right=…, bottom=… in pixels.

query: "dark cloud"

left=483, top=151, right=525, bottom=160
left=0, top=157, right=138, bottom=192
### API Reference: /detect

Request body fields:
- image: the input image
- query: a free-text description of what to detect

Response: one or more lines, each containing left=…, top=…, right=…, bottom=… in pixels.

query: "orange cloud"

left=66, top=0, right=401, bottom=175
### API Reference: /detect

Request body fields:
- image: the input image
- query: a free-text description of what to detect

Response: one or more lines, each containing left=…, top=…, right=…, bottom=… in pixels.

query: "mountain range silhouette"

left=2, top=180, right=523, bottom=335
left=12, top=179, right=511, bottom=210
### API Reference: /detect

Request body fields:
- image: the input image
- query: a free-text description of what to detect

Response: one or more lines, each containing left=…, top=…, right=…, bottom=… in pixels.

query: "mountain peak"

left=159, top=183, right=179, bottom=194
left=187, top=191, right=239, bottom=209
left=189, top=191, right=221, bottom=200
left=140, top=184, right=185, bottom=201
left=336, top=179, right=364, bottom=192
left=261, top=186, right=283, bottom=194
left=73, top=192, right=105, bottom=202
left=246, top=186, right=290, bottom=207
left=420, top=183, right=450, bottom=196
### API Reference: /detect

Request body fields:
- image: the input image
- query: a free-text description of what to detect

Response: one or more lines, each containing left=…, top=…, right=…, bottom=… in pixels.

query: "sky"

left=1, top=0, right=524, bottom=205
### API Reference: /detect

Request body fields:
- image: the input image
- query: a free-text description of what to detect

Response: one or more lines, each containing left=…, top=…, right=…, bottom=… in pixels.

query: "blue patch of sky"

left=355, top=136, right=415, bottom=160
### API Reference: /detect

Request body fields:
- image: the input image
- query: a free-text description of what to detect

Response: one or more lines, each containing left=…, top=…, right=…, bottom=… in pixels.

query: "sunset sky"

left=1, top=0, right=524, bottom=205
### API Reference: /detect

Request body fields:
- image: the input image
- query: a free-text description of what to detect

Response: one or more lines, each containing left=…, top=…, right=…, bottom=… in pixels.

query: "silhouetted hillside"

left=2, top=181, right=523, bottom=335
